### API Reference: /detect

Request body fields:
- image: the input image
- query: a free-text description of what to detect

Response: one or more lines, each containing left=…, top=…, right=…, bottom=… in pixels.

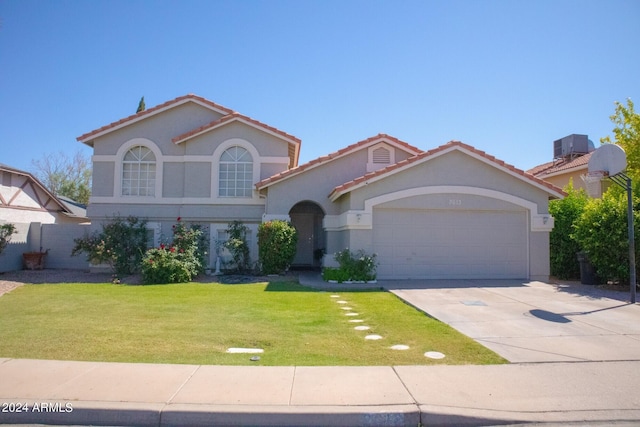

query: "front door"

left=289, top=201, right=325, bottom=267
left=291, top=213, right=314, bottom=265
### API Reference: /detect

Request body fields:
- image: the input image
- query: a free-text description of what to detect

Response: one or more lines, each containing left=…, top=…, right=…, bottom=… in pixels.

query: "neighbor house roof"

left=255, top=133, right=422, bottom=190
left=526, top=152, right=592, bottom=179
left=77, top=94, right=302, bottom=168
left=0, top=163, right=83, bottom=218
left=329, top=140, right=566, bottom=201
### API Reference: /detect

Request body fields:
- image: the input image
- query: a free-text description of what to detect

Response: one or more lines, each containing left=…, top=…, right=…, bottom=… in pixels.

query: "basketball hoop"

left=582, top=170, right=608, bottom=198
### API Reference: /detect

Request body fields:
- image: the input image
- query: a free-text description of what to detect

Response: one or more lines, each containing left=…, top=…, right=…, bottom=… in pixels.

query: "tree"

left=601, top=98, right=640, bottom=179
left=137, top=96, right=146, bottom=113
left=31, top=150, right=91, bottom=205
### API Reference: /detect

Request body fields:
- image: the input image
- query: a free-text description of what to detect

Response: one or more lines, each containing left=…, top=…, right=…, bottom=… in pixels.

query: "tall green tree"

left=137, top=96, right=146, bottom=113
left=31, top=150, right=92, bottom=205
left=601, top=98, right=640, bottom=179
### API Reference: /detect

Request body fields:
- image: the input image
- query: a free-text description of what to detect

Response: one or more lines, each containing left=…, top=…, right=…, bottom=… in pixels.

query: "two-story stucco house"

left=78, top=94, right=564, bottom=281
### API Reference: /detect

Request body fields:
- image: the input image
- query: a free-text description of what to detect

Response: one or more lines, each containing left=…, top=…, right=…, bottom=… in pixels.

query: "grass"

left=0, top=281, right=507, bottom=366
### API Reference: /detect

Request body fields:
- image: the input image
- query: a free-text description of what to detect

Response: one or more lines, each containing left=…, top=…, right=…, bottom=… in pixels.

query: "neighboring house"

left=78, top=94, right=564, bottom=281
left=527, top=134, right=606, bottom=196
left=0, top=164, right=89, bottom=272
left=0, top=163, right=88, bottom=225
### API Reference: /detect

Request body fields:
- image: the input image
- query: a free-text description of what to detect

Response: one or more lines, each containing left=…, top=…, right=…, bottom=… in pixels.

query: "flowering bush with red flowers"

left=141, top=218, right=208, bottom=284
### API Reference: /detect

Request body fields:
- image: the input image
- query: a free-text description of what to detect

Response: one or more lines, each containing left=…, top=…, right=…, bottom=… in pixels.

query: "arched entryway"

left=289, top=201, right=325, bottom=267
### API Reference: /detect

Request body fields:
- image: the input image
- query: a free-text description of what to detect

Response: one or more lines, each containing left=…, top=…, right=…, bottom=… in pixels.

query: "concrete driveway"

left=383, top=279, right=640, bottom=363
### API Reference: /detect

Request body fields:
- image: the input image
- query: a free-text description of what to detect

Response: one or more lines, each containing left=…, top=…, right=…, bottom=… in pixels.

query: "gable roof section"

left=329, top=141, right=566, bottom=201
left=172, top=112, right=301, bottom=169
left=77, top=94, right=302, bottom=169
left=77, top=94, right=234, bottom=145
left=527, top=152, right=591, bottom=179
left=256, top=134, right=422, bottom=190
left=0, top=163, right=76, bottom=216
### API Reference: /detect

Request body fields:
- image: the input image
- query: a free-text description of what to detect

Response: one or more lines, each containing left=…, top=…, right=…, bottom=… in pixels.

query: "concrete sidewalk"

left=1, top=358, right=640, bottom=426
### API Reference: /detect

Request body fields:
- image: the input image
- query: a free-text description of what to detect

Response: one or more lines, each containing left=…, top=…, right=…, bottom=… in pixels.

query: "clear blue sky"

left=1, top=0, right=638, bottom=174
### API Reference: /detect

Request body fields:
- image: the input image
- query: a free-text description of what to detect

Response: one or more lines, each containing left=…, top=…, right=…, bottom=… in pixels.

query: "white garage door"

left=373, top=208, right=528, bottom=279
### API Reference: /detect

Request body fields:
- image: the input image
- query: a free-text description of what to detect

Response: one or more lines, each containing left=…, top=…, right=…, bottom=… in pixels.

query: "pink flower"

left=177, top=217, right=181, bottom=222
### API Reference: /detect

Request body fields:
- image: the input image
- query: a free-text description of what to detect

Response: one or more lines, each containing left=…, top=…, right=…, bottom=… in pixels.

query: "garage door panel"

left=373, top=208, right=527, bottom=279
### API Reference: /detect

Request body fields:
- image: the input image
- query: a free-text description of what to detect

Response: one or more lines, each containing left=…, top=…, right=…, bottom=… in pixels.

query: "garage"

left=373, top=207, right=528, bottom=280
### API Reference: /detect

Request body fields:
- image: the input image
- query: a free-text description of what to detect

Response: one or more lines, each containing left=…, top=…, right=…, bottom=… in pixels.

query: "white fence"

left=0, top=223, right=91, bottom=273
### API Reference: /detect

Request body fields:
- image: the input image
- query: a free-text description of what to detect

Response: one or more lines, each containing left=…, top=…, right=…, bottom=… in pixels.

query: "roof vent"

left=553, top=134, right=595, bottom=160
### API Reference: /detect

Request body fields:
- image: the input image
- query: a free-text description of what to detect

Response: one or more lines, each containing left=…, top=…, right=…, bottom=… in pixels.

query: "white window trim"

left=114, top=138, right=163, bottom=200
left=211, top=138, right=261, bottom=202
left=366, top=142, right=395, bottom=172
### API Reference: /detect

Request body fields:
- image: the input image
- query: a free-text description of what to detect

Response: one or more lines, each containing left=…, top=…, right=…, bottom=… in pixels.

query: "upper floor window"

left=122, top=145, right=156, bottom=196
left=219, top=146, right=253, bottom=197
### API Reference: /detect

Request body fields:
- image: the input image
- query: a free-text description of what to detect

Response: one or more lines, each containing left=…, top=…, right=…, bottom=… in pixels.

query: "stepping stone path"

left=226, top=348, right=264, bottom=354
left=425, top=351, right=446, bottom=359
left=390, top=344, right=410, bottom=350
left=331, top=294, right=413, bottom=352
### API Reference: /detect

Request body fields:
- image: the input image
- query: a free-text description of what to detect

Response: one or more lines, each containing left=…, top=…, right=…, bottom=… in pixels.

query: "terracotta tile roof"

left=77, top=94, right=235, bottom=143
left=255, top=133, right=422, bottom=189
left=329, top=140, right=566, bottom=200
left=527, top=152, right=592, bottom=177
left=172, top=112, right=302, bottom=168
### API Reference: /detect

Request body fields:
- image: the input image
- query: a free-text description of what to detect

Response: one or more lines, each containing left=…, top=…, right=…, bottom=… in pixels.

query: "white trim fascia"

left=326, top=185, right=553, bottom=232
left=89, top=196, right=266, bottom=206
left=79, top=98, right=229, bottom=143
left=94, top=154, right=290, bottom=165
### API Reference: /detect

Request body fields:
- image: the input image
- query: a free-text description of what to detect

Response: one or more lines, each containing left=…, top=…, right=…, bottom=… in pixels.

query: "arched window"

left=122, top=145, right=156, bottom=196
left=219, top=146, right=253, bottom=197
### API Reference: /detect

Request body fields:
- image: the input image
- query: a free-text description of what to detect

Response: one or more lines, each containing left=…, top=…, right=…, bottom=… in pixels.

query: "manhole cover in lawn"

left=390, top=345, right=410, bottom=350
left=365, top=334, right=383, bottom=340
left=424, top=351, right=446, bottom=359
left=354, top=326, right=370, bottom=331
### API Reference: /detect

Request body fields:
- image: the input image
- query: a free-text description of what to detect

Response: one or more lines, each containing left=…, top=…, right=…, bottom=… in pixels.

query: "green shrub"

left=72, top=216, right=148, bottom=276
left=224, top=220, right=251, bottom=272
left=549, top=182, right=589, bottom=279
left=572, top=189, right=640, bottom=284
left=0, top=223, right=17, bottom=255
left=257, top=220, right=297, bottom=274
left=141, top=218, right=205, bottom=284
left=328, top=248, right=377, bottom=282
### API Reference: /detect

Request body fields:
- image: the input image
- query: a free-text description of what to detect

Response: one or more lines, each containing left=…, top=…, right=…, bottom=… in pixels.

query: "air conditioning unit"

left=553, top=134, right=591, bottom=159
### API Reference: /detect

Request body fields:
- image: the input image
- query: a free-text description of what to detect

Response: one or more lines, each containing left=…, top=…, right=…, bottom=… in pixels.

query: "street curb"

left=0, top=400, right=420, bottom=427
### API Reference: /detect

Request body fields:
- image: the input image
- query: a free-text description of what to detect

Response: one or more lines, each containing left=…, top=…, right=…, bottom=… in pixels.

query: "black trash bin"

left=577, top=251, right=598, bottom=285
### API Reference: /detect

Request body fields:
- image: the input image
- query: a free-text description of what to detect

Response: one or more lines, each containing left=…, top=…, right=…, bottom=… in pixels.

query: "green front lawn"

left=0, top=281, right=506, bottom=365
